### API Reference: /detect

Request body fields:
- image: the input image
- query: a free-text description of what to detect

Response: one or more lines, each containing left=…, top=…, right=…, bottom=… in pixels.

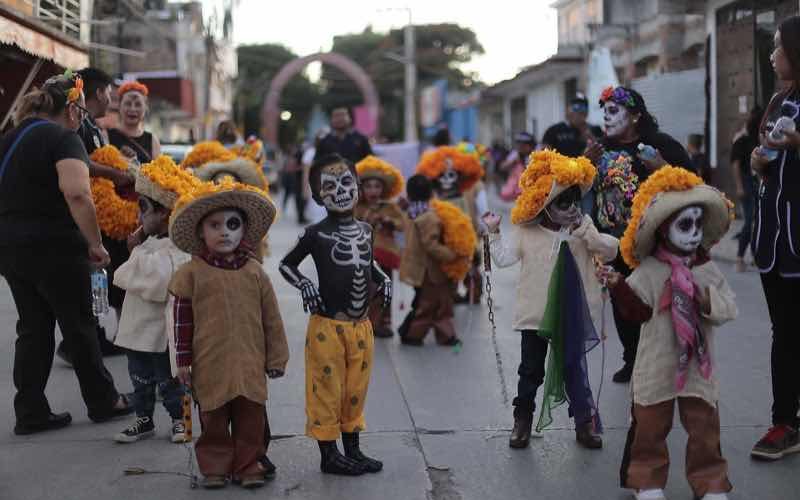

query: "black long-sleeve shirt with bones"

left=280, top=215, right=391, bottom=321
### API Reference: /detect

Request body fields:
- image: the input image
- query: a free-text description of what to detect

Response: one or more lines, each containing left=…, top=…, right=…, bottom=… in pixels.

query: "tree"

left=234, top=43, right=318, bottom=148
left=319, top=23, right=484, bottom=141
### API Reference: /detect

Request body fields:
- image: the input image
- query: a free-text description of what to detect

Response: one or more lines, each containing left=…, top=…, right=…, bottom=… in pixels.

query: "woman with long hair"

left=749, top=15, right=800, bottom=461
left=584, top=86, right=693, bottom=384
left=0, top=73, right=132, bottom=434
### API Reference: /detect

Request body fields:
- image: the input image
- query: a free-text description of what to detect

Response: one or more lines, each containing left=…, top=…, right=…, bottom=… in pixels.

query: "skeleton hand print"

left=380, top=278, right=392, bottom=310
left=300, top=279, right=324, bottom=314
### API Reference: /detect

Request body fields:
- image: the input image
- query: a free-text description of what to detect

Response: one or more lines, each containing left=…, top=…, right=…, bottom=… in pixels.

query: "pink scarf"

left=654, top=245, right=712, bottom=390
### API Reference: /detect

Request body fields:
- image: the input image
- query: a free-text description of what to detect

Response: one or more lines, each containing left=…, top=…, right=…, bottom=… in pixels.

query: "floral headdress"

left=510, top=150, right=596, bottom=225
left=89, top=145, right=139, bottom=240
left=356, top=155, right=405, bottom=199
left=118, top=81, right=149, bottom=98
left=137, top=155, right=203, bottom=209
left=599, top=86, right=636, bottom=108
left=415, top=146, right=484, bottom=192
left=46, top=69, right=84, bottom=103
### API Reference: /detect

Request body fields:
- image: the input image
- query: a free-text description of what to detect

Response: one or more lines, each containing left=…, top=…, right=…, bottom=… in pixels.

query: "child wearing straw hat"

left=168, top=180, right=288, bottom=489
left=599, top=167, right=737, bottom=500
left=482, top=150, right=618, bottom=451
left=112, top=156, right=200, bottom=445
left=354, top=155, right=406, bottom=338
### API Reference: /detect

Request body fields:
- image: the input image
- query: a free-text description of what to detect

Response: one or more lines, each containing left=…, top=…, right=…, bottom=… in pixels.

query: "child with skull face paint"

left=279, top=153, right=391, bottom=476
left=112, top=157, right=200, bottom=445
left=168, top=181, right=288, bottom=489
left=587, top=86, right=694, bottom=384
left=600, top=167, right=737, bottom=500
left=482, top=150, right=618, bottom=451
left=354, top=156, right=406, bottom=338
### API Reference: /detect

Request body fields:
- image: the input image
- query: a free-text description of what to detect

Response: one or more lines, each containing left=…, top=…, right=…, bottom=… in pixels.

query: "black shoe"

left=342, top=432, right=383, bottom=473
left=373, top=327, right=394, bottom=338
left=400, top=336, right=424, bottom=346
left=318, top=440, right=365, bottom=475
left=14, top=412, right=72, bottom=435
left=509, top=416, right=533, bottom=449
left=114, top=416, right=155, bottom=443
left=612, top=363, right=633, bottom=383
left=575, top=422, right=603, bottom=449
left=258, top=455, right=277, bottom=480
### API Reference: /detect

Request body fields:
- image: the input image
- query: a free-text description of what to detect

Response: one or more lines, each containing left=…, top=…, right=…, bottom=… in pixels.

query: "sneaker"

left=170, top=419, right=187, bottom=443
left=701, top=493, right=729, bottom=500
left=751, top=424, right=800, bottom=460
left=634, top=489, right=666, bottom=500
left=114, top=416, right=155, bottom=443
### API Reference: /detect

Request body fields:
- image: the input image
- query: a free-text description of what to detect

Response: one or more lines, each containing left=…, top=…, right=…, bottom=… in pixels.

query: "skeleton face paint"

left=436, top=160, right=460, bottom=199
left=544, top=186, right=583, bottom=228
left=201, top=209, right=245, bottom=255
left=603, top=102, right=632, bottom=138
left=667, top=206, right=704, bottom=254
left=138, top=196, right=167, bottom=236
left=320, top=163, right=358, bottom=213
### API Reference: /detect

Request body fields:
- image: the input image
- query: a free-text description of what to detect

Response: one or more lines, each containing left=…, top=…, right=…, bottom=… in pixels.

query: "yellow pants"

left=305, top=315, right=374, bottom=440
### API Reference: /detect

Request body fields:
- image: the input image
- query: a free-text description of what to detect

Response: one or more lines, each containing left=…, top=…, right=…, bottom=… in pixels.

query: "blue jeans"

left=127, top=350, right=184, bottom=420
left=738, top=192, right=755, bottom=258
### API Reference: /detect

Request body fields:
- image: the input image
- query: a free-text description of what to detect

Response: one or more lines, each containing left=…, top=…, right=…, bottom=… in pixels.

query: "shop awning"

left=0, top=6, right=88, bottom=69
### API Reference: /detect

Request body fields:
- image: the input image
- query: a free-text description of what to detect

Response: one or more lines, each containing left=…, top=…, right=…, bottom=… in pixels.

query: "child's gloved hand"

left=380, top=278, right=393, bottom=309
left=267, top=369, right=284, bottom=379
left=177, top=366, right=192, bottom=388
left=481, top=211, right=502, bottom=233
left=299, top=280, right=324, bottom=314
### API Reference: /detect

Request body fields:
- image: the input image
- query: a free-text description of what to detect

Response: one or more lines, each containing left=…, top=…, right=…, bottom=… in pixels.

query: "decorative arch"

left=262, top=52, right=380, bottom=147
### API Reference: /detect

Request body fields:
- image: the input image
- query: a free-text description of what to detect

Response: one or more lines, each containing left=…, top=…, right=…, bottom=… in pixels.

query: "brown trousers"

left=405, top=277, right=456, bottom=343
left=620, top=397, right=732, bottom=497
left=196, top=396, right=265, bottom=479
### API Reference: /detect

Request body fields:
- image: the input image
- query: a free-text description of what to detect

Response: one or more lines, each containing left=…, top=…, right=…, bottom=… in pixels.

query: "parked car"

left=160, top=143, right=193, bottom=164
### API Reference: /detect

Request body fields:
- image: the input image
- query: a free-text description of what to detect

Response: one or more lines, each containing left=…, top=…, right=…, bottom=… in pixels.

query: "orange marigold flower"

left=118, top=81, right=149, bottom=97
left=89, top=145, right=138, bottom=239
left=356, top=155, right=405, bottom=199
left=416, top=146, right=484, bottom=192
left=181, top=141, right=237, bottom=169
left=431, top=199, right=477, bottom=281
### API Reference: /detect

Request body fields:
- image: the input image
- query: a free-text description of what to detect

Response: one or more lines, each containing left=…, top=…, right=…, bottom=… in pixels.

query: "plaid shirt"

left=173, top=247, right=254, bottom=367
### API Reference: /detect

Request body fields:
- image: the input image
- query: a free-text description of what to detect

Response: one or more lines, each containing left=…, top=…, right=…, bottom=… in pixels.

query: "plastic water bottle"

left=637, top=143, right=658, bottom=161
left=91, top=269, right=109, bottom=317
left=769, top=116, right=796, bottom=142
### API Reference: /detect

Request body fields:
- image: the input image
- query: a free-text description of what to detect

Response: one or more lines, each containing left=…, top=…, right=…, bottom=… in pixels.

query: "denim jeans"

left=127, top=350, right=184, bottom=420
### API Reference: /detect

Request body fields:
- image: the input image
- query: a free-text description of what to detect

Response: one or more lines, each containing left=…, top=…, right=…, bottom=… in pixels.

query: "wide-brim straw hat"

left=626, top=185, right=732, bottom=266
left=169, top=183, right=277, bottom=255
left=134, top=166, right=179, bottom=209
left=193, top=158, right=267, bottom=190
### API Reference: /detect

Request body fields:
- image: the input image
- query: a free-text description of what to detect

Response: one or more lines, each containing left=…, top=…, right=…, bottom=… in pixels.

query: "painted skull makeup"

left=545, top=186, right=583, bottom=228
left=436, top=160, right=460, bottom=199
left=603, top=102, right=632, bottom=138
left=320, top=164, right=358, bottom=213
left=201, top=209, right=245, bottom=255
left=667, top=206, right=704, bottom=254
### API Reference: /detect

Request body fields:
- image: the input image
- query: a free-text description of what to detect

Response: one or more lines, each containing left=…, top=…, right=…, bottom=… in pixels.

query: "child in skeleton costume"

left=112, top=156, right=200, bottom=444
left=599, top=167, right=736, bottom=500
left=279, top=153, right=391, bottom=476
left=168, top=180, right=289, bottom=489
left=482, top=150, right=617, bottom=450
left=397, top=175, right=476, bottom=346
left=354, top=155, right=406, bottom=338
left=416, top=146, right=485, bottom=303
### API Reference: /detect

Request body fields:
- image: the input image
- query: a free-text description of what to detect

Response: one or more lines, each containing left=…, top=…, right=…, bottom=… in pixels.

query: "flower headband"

left=599, top=86, right=636, bottom=108
left=118, top=81, right=149, bottom=98
left=45, top=69, right=84, bottom=103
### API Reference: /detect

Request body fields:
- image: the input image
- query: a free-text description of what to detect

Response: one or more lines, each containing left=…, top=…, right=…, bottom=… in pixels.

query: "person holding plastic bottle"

left=583, top=86, right=692, bottom=384
left=0, top=72, right=133, bottom=435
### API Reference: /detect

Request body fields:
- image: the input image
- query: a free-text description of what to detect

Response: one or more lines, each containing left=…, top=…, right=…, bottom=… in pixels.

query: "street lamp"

left=377, top=7, right=417, bottom=143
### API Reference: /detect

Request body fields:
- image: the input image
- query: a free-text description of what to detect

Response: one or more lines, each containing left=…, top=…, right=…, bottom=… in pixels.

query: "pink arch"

left=263, top=52, right=380, bottom=147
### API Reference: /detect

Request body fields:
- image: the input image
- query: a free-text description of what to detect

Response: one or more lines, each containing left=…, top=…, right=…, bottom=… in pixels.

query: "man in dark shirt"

left=541, top=94, right=603, bottom=157
left=314, top=107, right=373, bottom=164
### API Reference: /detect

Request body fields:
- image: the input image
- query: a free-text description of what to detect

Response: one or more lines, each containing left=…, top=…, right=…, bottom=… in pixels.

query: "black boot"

left=318, top=440, right=365, bottom=475
left=613, top=363, right=633, bottom=383
left=509, top=415, right=533, bottom=449
left=342, top=432, right=383, bottom=473
left=575, top=422, right=603, bottom=449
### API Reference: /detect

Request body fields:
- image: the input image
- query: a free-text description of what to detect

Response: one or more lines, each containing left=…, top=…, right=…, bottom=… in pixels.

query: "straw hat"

left=133, top=155, right=202, bottom=209
left=169, top=180, right=277, bottom=255
left=193, top=157, right=268, bottom=190
left=510, top=150, right=596, bottom=225
left=355, top=155, right=405, bottom=199
left=620, top=166, right=734, bottom=268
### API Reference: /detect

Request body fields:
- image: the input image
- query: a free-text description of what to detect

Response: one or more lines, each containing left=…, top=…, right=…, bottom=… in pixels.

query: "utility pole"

left=403, top=14, right=418, bottom=143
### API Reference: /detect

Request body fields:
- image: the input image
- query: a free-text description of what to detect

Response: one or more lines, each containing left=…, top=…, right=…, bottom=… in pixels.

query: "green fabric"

left=535, top=243, right=566, bottom=433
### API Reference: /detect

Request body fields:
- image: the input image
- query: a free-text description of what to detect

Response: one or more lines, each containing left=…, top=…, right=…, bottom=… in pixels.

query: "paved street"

left=1, top=201, right=798, bottom=500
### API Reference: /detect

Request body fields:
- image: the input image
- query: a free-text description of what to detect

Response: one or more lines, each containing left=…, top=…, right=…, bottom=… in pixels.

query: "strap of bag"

left=0, top=120, right=47, bottom=184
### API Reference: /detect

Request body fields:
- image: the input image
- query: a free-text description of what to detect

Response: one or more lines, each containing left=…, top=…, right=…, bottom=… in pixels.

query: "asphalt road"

left=0, top=202, right=797, bottom=500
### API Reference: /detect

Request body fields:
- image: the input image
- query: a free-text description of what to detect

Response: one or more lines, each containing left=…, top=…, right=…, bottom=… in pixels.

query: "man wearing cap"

left=542, top=94, right=603, bottom=158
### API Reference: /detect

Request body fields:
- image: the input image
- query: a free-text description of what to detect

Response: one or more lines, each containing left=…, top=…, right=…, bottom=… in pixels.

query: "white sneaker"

left=701, top=494, right=729, bottom=500
left=170, top=419, right=187, bottom=443
left=634, top=489, right=666, bottom=500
